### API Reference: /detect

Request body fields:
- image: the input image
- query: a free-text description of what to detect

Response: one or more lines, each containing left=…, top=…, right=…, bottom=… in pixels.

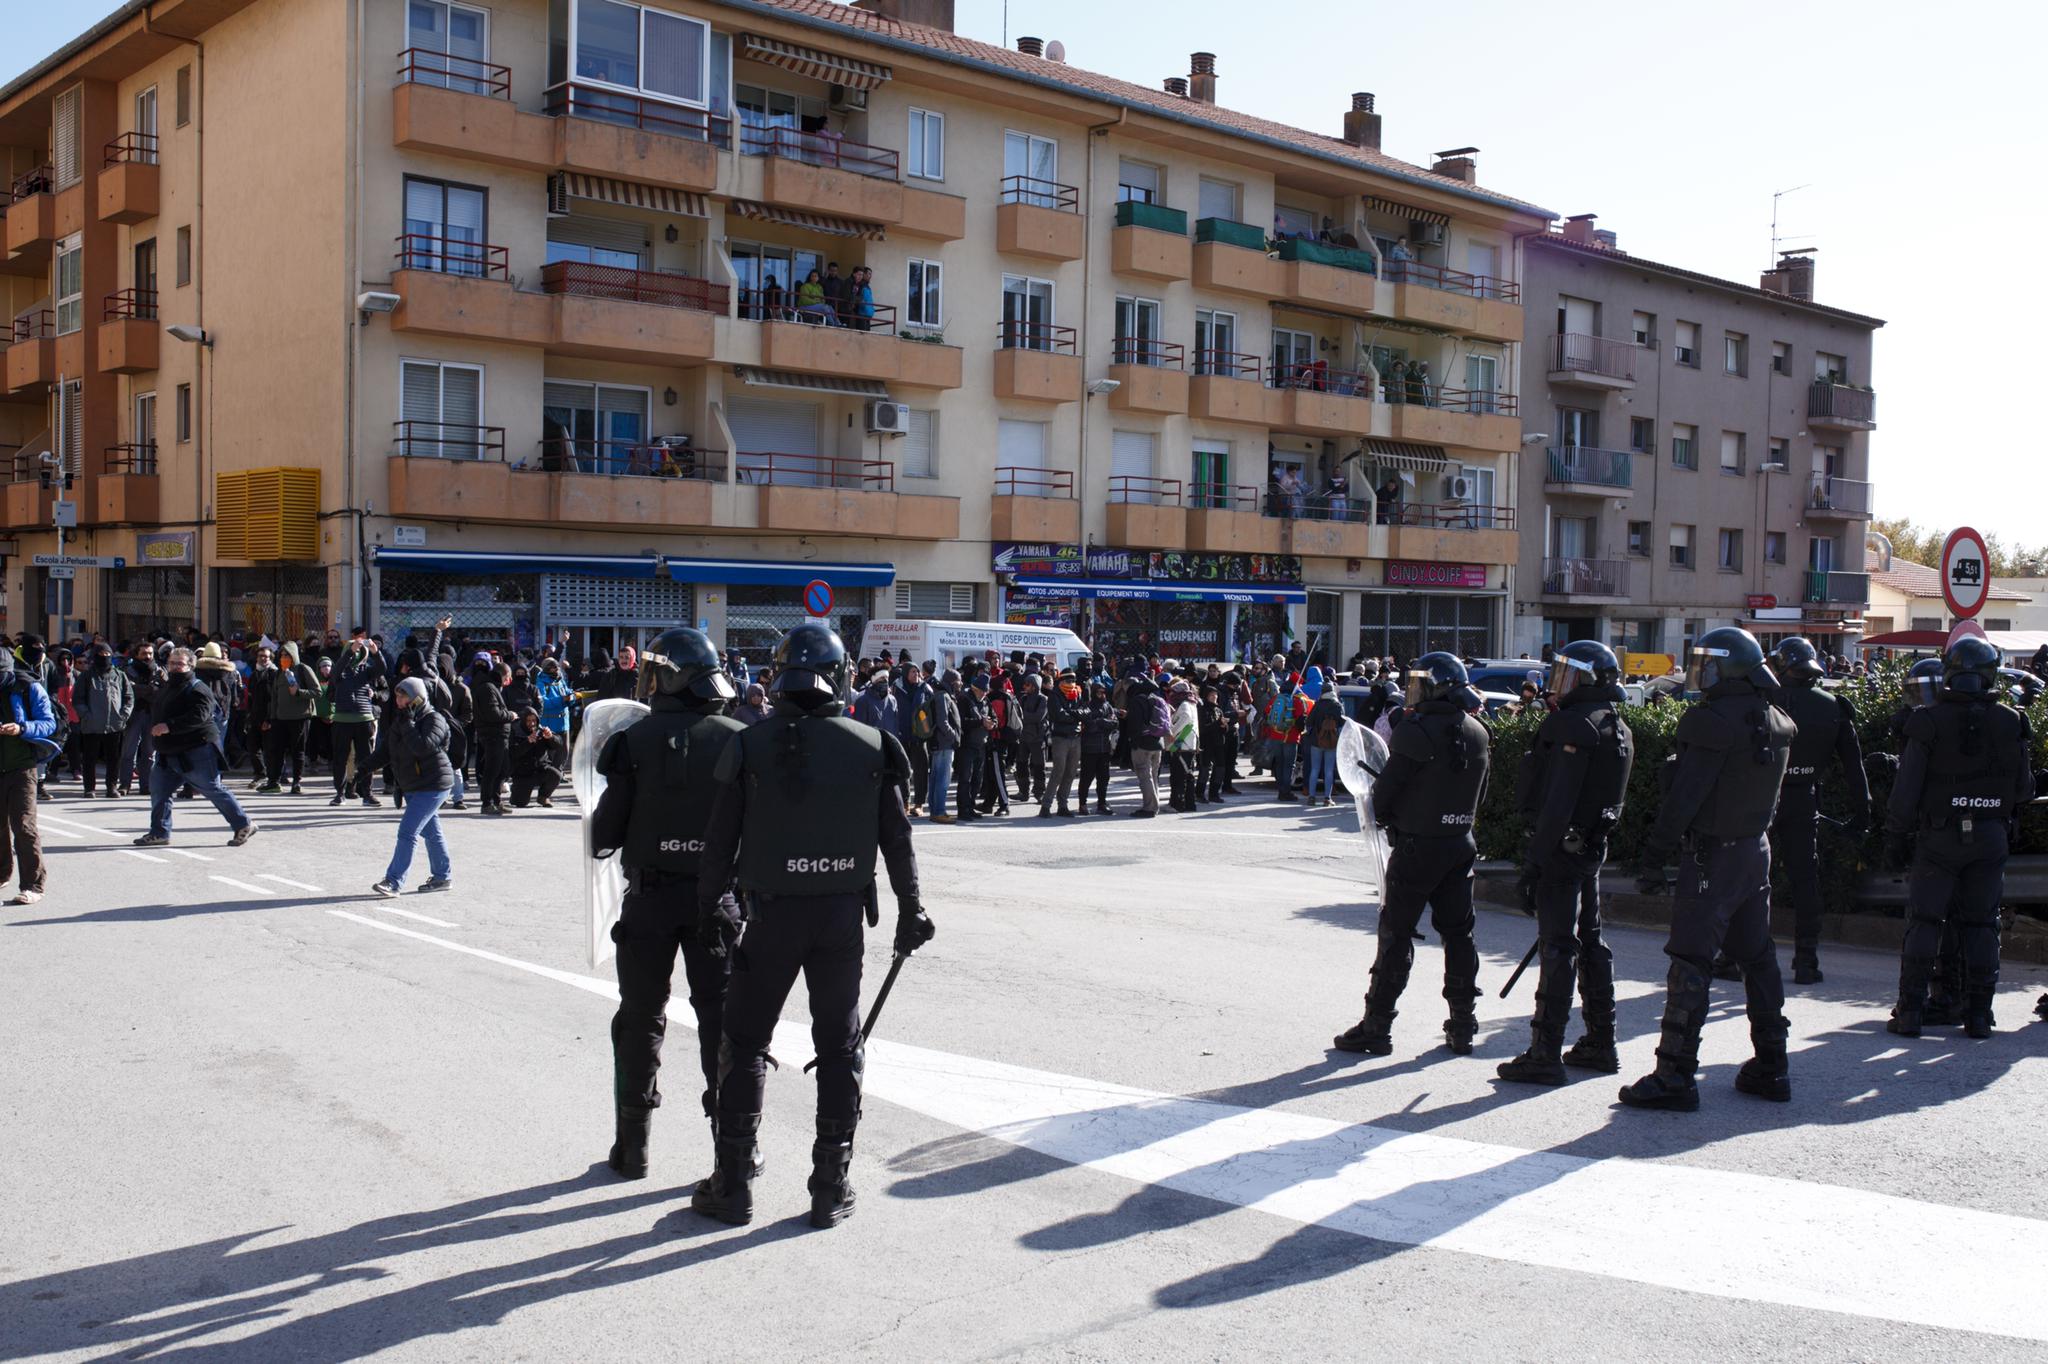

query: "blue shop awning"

left=1012, top=576, right=1305, bottom=605
left=374, top=548, right=659, bottom=579
left=665, top=558, right=895, bottom=588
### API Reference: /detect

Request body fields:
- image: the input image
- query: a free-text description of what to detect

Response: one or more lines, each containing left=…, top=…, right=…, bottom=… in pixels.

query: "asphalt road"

left=3, top=766, right=2045, bottom=1362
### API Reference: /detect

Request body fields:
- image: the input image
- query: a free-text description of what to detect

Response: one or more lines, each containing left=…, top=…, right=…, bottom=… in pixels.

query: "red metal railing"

left=736, top=452, right=894, bottom=491
left=1108, top=475, right=1182, bottom=505
left=11, top=309, right=55, bottom=342
left=1384, top=259, right=1518, bottom=302
left=535, top=437, right=727, bottom=480
left=1550, top=332, right=1635, bottom=381
left=994, top=467, right=1074, bottom=498
left=392, top=421, right=506, bottom=461
left=1268, top=361, right=1373, bottom=396
left=103, top=287, right=158, bottom=322
left=738, top=124, right=899, bottom=180
left=10, top=165, right=53, bottom=200
left=105, top=442, right=158, bottom=476
left=1189, top=482, right=1259, bottom=512
left=397, top=47, right=512, bottom=99
left=103, top=132, right=159, bottom=167
left=998, top=175, right=1079, bottom=211
left=395, top=233, right=509, bottom=279
left=1431, top=388, right=1518, bottom=416
left=997, top=320, right=1076, bottom=353
left=1194, top=350, right=1261, bottom=379
left=540, top=260, right=729, bottom=314
left=543, top=82, right=731, bottom=146
left=1112, top=338, right=1186, bottom=369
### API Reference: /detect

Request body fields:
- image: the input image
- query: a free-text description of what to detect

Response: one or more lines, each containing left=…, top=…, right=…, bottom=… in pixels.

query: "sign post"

left=1941, top=526, right=1992, bottom=655
left=802, top=578, right=834, bottom=625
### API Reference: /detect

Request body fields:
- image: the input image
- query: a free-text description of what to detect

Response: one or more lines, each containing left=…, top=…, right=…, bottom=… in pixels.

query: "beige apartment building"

left=0, top=0, right=1549, bottom=665
left=1517, top=219, right=1883, bottom=661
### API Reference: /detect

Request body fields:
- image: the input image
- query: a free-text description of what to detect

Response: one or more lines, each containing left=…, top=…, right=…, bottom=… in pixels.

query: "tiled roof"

left=729, top=0, right=1552, bottom=219
left=1534, top=233, right=1886, bottom=328
left=1864, top=552, right=2027, bottom=602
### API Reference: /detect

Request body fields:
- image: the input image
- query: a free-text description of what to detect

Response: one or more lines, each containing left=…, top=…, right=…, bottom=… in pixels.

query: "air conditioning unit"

left=865, top=400, right=911, bottom=435
left=655, top=434, right=693, bottom=450
left=1410, top=220, right=1446, bottom=246
left=1441, top=472, right=1473, bottom=501
left=546, top=173, right=570, bottom=218
left=829, top=85, right=868, bottom=113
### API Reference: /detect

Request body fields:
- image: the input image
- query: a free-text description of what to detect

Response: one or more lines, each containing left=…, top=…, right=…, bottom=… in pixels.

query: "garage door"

left=728, top=397, right=821, bottom=486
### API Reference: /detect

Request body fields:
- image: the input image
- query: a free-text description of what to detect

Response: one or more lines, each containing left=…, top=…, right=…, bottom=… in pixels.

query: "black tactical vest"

left=1555, top=699, right=1633, bottom=831
left=623, top=709, right=745, bottom=878
left=1777, top=683, right=1847, bottom=783
left=1689, top=692, right=1795, bottom=838
left=1911, top=699, right=2027, bottom=822
left=1389, top=703, right=1490, bottom=835
left=733, top=714, right=887, bottom=896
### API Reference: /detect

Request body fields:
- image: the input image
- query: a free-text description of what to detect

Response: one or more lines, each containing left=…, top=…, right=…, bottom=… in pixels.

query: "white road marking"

left=365, top=902, right=460, bottom=929
left=257, top=874, right=325, bottom=894
left=117, top=849, right=167, bottom=863
left=209, top=876, right=275, bottom=896
left=34, top=824, right=82, bottom=840
left=38, top=814, right=108, bottom=836
left=164, top=849, right=214, bottom=861
left=320, top=911, right=2048, bottom=1341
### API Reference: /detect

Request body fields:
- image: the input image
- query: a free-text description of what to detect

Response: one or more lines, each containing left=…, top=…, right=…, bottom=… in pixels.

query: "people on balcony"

left=1376, top=473, right=1403, bottom=525
left=795, top=268, right=832, bottom=323
left=821, top=262, right=847, bottom=319
left=758, top=274, right=787, bottom=321
left=1384, top=236, right=1416, bottom=283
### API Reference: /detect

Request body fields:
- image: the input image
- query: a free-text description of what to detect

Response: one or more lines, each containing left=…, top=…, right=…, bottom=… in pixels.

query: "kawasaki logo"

left=787, top=856, right=858, bottom=874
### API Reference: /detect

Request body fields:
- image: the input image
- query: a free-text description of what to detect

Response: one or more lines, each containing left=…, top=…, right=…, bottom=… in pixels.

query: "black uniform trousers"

left=1079, top=752, right=1110, bottom=807
left=78, top=732, right=123, bottom=794
left=1903, top=821, right=2008, bottom=1001
left=716, top=891, right=865, bottom=1128
left=1770, top=780, right=1823, bottom=964
left=1366, top=830, right=1480, bottom=1015
left=1665, top=834, right=1785, bottom=1037
left=1529, top=843, right=1616, bottom=1035
left=610, top=877, right=732, bottom=1112
left=1018, top=739, right=1046, bottom=802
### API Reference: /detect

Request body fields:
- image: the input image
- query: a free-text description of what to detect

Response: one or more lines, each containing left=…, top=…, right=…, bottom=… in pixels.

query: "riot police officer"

left=1765, top=637, right=1869, bottom=984
left=588, top=627, right=743, bottom=1182
left=1883, top=635, right=2033, bottom=1040
left=1333, top=652, right=1491, bottom=1058
left=1875, top=658, right=1971, bottom=1023
left=1497, top=641, right=1633, bottom=1086
left=692, top=623, right=932, bottom=1229
left=1624, top=628, right=1796, bottom=1112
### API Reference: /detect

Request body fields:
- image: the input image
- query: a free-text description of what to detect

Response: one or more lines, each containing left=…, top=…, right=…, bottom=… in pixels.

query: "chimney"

left=1430, top=146, right=1478, bottom=183
left=1342, top=92, right=1381, bottom=150
left=1592, top=229, right=1618, bottom=251
left=1188, top=52, right=1217, bottom=104
left=1164, top=76, right=1189, bottom=97
left=1560, top=214, right=1596, bottom=244
left=1761, top=248, right=1816, bottom=301
left=1016, top=35, right=1043, bottom=56
left=851, top=0, right=955, bottom=32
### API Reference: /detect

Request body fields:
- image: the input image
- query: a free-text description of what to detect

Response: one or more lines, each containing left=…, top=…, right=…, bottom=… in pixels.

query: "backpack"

left=1003, top=694, right=1023, bottom=734
left=1315, top=709, right=1341, bottom=749
left=912, top=698, right=936, bottom=742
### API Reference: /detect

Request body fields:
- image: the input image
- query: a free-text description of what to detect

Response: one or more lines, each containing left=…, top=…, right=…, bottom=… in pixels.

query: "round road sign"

left=802, top=579, right=834, bottom=618
left=1939, top=526, right=1989, bottom=620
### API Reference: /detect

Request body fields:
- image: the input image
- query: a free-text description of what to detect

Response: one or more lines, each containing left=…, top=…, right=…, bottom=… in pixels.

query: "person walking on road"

left=74, top=645, right=133, bottom=799
left=373, top=677, right=453, bottom=896
left=135, top=648, right=258, bottom=849
left=0, top=648, right=60, bottom=904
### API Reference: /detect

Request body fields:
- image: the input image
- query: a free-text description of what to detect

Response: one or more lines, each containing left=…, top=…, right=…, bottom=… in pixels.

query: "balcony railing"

left=1265, top=486, right=1369, bottom=522
left=1393, top=502, right=1518, bottom=530
left=1433, top=388, right=1518, bottom=416
left=1807, top=474, right=1873, bottom=516
left=1108, top=475, right=1182, bottom=506
left=1190, top=482, right=1260, bottom=512
left=104, top=442, right=158, bottom=476
left=10, top=165, right=53, bottom=201
left=393, top=421, right=506, bottom=461
left=395, top=233, right=509, bottom=279
left=998, top=320, right=1076, bottom=353
left=12, top=309, right=55, bottom=342
left=1808, top=381, right=1876, bottom=426
left=1112, top=338, right=1186, bottom=369
left=1276, top=237, right=1376, bottom=274
left=543, top=82, right=731, bottom=146
left=537, top=437, right=726, bottom=480
left=397, top=47, right=512, bottom=98
left=1804, top=570, right=1870, bottom=605
left=1194, top=350, right=1261, bottom=379
left=737, top=452, right=893, bottom=491
left=1550, top=332, right=1636, bottom=381
left=998, top=175, right=1078, bottom=212
left=540, top=260, right=729, bottom=314
left=1547, top=446, right=1633, bottom=489
left=1269, top=361, right=1374, bottom=397
left=103, top=287, right=158, bottom=322
left=738, top=124, right=898, bottom=180
left=1542, top=557, right=1629, bottom=597
left=994, top=467, right=1074, bottom=498
left=1383, top=260, right=1518, bottom=302
left=103, top=132, right=159, bottom=167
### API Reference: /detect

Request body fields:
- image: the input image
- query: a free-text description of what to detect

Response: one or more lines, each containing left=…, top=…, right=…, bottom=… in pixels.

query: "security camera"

left=357, top=291, right=402, bottom=315
left=1086, top=378, right=1122, bottom=396
left=165, top=323, right=210, bottom=345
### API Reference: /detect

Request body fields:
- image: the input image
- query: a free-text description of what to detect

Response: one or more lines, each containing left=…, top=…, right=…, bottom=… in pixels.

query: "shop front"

left=1358, top=559, right=1501, bottom=663
left=109, top=532, right=199, bottom=642
left=217, top=565, right=332, bottom=645
left=1001, top=545, right=1306, bottom=664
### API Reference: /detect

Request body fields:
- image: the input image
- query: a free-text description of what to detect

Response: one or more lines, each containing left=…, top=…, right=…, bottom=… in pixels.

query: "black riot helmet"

left=1941, top=634, right=2001, bottom=699
left=768, top=622, right=850, bottom=714
left=1684, top=627, right=1771, bottom=696
left=1404, top=651, right=1469, bottom=707
left=1903, top=657, right=1945, bottom=709
left=1773, top=636, right=1825, bottom=685
left=638, top=626, right=734, bottom=704
left=1547, top=639, right=1620, bottom=702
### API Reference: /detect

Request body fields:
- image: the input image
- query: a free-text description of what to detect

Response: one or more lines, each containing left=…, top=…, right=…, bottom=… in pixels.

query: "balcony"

left=758, top=308, right=962, bottom=389
left=1186, top=482, right=1284, bottom=554
left=1541, top=556, right=1630, bottom=601
left=1111, top=200, right=1191, bottom=282
left=2, top=468, right=56, bottom=530
left=1804, top=473, right=1873, bottom=521
left=741, top=124, right=903, bottom=224
left=1387, top=502, right=1520, bottom=565
left=1189, top=352, right=1271, bottom=425
left=1193, top=218, right=1282, bottom=297
left=991, top=467, right=1079, bottom=542
left=1389, top=389, right=1520, bottom=451
left=1808, top=381, right=1876, bottom=431
left=1380, top=261, right=1519, bottom=342
left=98, top=289, right=159, bottom=374
left=1804, top=570, right=1870, bottom=606
left=1267, top=363, right=1374, bottom=437
left=4, top=166, right=57, bottom=269
left=6, top=311, right=57, bottom=394
left=387, top=436, right=732, bottom=529
left=746, top=453, right=958, bottom=539
left=1545, top=445, right=1634, bottom=496
left=1547, top=333, right=1635, bottom=389
left=996, top=178, right=1083, bottom=261
left=1276, top=238, right=1375, bottom=316
left=1106, top=340, right=1189, bottom=415
left=993, top=323, right=1082, bottom=403
left=95, top=444, right=160, bottom=524
left=98, top=134, right=160, bottom=224
left=1105, top=475, right=1188, bottom=549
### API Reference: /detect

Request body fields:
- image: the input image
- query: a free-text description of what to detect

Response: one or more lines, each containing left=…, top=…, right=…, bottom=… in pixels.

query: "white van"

left=859, top=619, right=1092, bottom=674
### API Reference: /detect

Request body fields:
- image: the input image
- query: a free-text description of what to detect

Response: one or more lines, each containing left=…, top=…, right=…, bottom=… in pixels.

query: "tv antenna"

left=1770, top=183, right=1815, bottom=267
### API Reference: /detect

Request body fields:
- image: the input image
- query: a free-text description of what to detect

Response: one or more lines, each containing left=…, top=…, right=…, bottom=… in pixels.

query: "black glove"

left=1882, top=832, right=1912, bottom=873
left=695, top=892, right=744, bottom=955
left=893, top=896, right=935, bottom=957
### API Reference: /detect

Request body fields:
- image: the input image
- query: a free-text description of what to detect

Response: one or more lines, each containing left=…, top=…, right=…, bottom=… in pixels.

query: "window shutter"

left=401, top=362, right=444, bottom=424
left=442, top=367, right=482, bottom=430
left=62, top=380, right=83, bottom=480
left=52, top=88, right=81, bottom=188
left=1110, top=430, right=1155, bottom=499
left=949, top=584, right=975, bottom=616
left=997, top=419, right=1046, bottom=472
left=901, top=409, right=935, bottom=478
left=546, top=214, right=645, bottom=260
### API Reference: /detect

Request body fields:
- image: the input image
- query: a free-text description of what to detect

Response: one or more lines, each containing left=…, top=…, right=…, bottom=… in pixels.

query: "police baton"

left=1499, top=937, right=1541, bottom=998
left=804, top=950, right=908, bottom=1074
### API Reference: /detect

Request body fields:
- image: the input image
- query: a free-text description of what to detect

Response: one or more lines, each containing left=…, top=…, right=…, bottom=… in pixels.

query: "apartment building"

left=1516, top=218, right=1883, bottom=660
left=0, top=0, right=1549, bottom=664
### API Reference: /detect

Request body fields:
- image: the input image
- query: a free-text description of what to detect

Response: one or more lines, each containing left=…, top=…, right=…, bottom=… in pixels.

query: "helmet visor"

left=1684, top=644, right=1728, bottom=696
left=1403, top=669, right=1428, bottom=708
left=1547, top=655, right=1593, bottom=701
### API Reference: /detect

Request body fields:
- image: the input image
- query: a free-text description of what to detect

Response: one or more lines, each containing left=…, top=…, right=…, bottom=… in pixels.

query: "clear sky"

left=8, top=0, right=2040, bottom=543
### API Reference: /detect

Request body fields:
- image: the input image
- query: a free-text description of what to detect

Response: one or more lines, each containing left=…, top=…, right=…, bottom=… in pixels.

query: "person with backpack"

left=1126, top=674, right=1169, bottom=818
left=73, top=645, right=133, bottom=799
left=1166, top=680, right=1201, bottom=812
left=979, top=680, right=1017, bottom=816
left=1265, top=672, right=1309, bottom=802
left=1304, top=685, right=1345, bottom=807
left=896, top=662, right=933, bottom=816
left=925, top=669, right=964, bottom=823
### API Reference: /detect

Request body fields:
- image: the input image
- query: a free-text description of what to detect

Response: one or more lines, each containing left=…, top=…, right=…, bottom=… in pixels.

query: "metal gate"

left=217, top=566, right=330, bottom=645
left=379, top=567, right=540, bottom=658
left=541, top=574, right=693, bottom=665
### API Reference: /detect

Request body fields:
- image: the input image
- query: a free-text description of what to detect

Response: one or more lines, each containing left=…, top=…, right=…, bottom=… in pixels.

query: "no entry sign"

left=803, top=578, right=834, bottom=618
left=1940, top=526, right=1989, bottom=620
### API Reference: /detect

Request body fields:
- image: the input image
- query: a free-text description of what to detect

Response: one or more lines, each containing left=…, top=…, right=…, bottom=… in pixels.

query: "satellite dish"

left=1045, top=39, right=1066, bottom=62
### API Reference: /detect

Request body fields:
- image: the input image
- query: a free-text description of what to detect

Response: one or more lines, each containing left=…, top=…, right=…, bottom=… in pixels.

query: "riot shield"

left=572, top=698, right=650, bottom=969
left=1336, top=718, right=1392, bottom=903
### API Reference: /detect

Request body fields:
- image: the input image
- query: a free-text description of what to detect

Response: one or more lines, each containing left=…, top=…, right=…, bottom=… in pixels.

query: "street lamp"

left=165, top=323, right=212, bottom=346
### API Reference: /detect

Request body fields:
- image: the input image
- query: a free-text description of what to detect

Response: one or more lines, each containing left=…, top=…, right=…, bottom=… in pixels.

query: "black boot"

left=1734, top=1017, right=1791, bottom=1102
left=1561, top=1025, right=1620, bottom=1073
left=1332, top=1012, right=1394, bottom=1055
left=1963, top=991, right=1995, bottom=1040
left=1496, top=1026, right=1566, bottom=1086
left=1889, top=958, right=1932, bottom=1037
left=808, top=1119, right=858, bottom=1230
left=703, top=1089, right=765, bottom=1178
left=607, top=1104, right=653, bottom=1179
left=1791, top=954, right=1823, bottom=986
left=2036, top=992, right=2048, bottom=1023
left=1501, top=945, right=1572, bottom=1084
left=1619, top=963, right=1706, bottom=1112
left=691, top=1115, right=760, bottom=1225
left=1443, top=1006, right=1479, bottom=1056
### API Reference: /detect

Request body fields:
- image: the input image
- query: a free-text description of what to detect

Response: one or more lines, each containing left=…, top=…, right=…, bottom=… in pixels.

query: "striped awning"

left=1364, top=194, right=1450, bottom=227
left=560, top=173, right=708, bottom=218
left=1364, top=439, right=1449, bottom=473
left=730, top=199, right=885, bottom=241
left=739, top=35, right=892, bottom=90
left=734, top=367, right=888, bottom=398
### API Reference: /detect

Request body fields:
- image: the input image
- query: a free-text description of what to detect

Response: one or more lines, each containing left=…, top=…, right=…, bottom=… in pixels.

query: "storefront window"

left=1359, top=594, right=1493, bottom=665
left=110, top=567, right=196, bottom=643
left=726, top=584, right=869, bottom=670
left=378, top=569, right=539, bottom=658
left=218, top=567, right=331, bottom=645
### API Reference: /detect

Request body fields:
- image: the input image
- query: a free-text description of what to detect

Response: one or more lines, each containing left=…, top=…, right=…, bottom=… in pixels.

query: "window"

left=134, top=239, right=157, bottom=315
left=1911, top=616, right=1943, bottom=633
left=175, top=384, right=192, bottom=442
left=1000, top=274, right=1054, bottom=349
left=1461, top=464, right=1499, bottom=526
left=403, top=360, right=487, bottom=458
left=1814, top=443, right=1842, bottom=478
left=997, top=418, right=1048, bottom=475
left=1669, top=524, right=1694, bottom=569
left=134, top=392, right=157, bottom=463
left=1815, top=351, right=1847, bottom=384
left=1113, top=295, right=1163, bottom=365
left=895, top=582, right=976, bottom=620
left=1465, top=242, right=1501, bottom=282
left=1629, top=416, right=1654, bottom=453
left=58, top=379, right=82, bottom=482
left=1558, top=406, right=1599, bottom=448
left=1558, top=295, right=1598, bottom=337
left=406, top=0, right=491, bottom=93
left=1197, top=177, right=1240, bottom=223
left=1001, top=131, right=1059, bottom=205
left=1671, top=423, right=1697, bottom=469
left=52, top=87, right=81, bottom=188
left=176, top=226, right=191, bottom=287
left=1191, top=440, right=1231, bottom=509
left=402, top=176, right=488, bottom=273
left=542, top=379, right=650, bottom=473
left=1718, top=528, right=1743, bottom=571
left=53, top=235, right=82, bottom=335
left=134, top=86, right=159, bottom=163
left=175, top=64, right=192, bottom=127
left=1771, top=341, right=1790, bottom=376
left=575, top=0, right=708, bottom=106
left=906, top=258, right=942, bottom=328
left=907, top=107, right=944, bottom=180
left=1194, top=309, right=1237, bottom=374
left=1724, top=332, right=1747, bottom=376
left=1632, top=311, right=1656, bottom=347
left=1110, top=429, right=1158, bottom=502
left=1720, top=430, right=1745, bottom=475
left=1765, top=531, right=1785, bottom=564
left=1270, top=326, right=1314, bottom=380
left=1627, top=521, right=1650, bottom=557
left=1273, top=203, right=1315, bottom=239
left=1117, top=158, right=1161, bottom=204
left=735, top=83, right=826, bottom=146
left=901, top=409, right=936, bottom=479
left=1464, top=354, right=1500, bottom=412
left=1768, top=437, right=1788, bottom=469
left=1674, top=320, right=1699, bottom=366
left=730, top=238, right=820, bottom=317
left=1985, top=618, right=2014, bottom=633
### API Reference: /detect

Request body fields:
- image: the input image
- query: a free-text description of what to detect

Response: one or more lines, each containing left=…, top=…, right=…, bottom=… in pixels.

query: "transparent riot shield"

left=1336, top=718, right=1392, bottom=903
left=571, top=698, right=650, bottom=969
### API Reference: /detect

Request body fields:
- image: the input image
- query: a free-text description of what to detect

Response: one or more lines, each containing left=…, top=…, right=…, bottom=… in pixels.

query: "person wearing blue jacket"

left=535, top=658, right=575, bottom=735
left=0, top=647, right=60, bottom=905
